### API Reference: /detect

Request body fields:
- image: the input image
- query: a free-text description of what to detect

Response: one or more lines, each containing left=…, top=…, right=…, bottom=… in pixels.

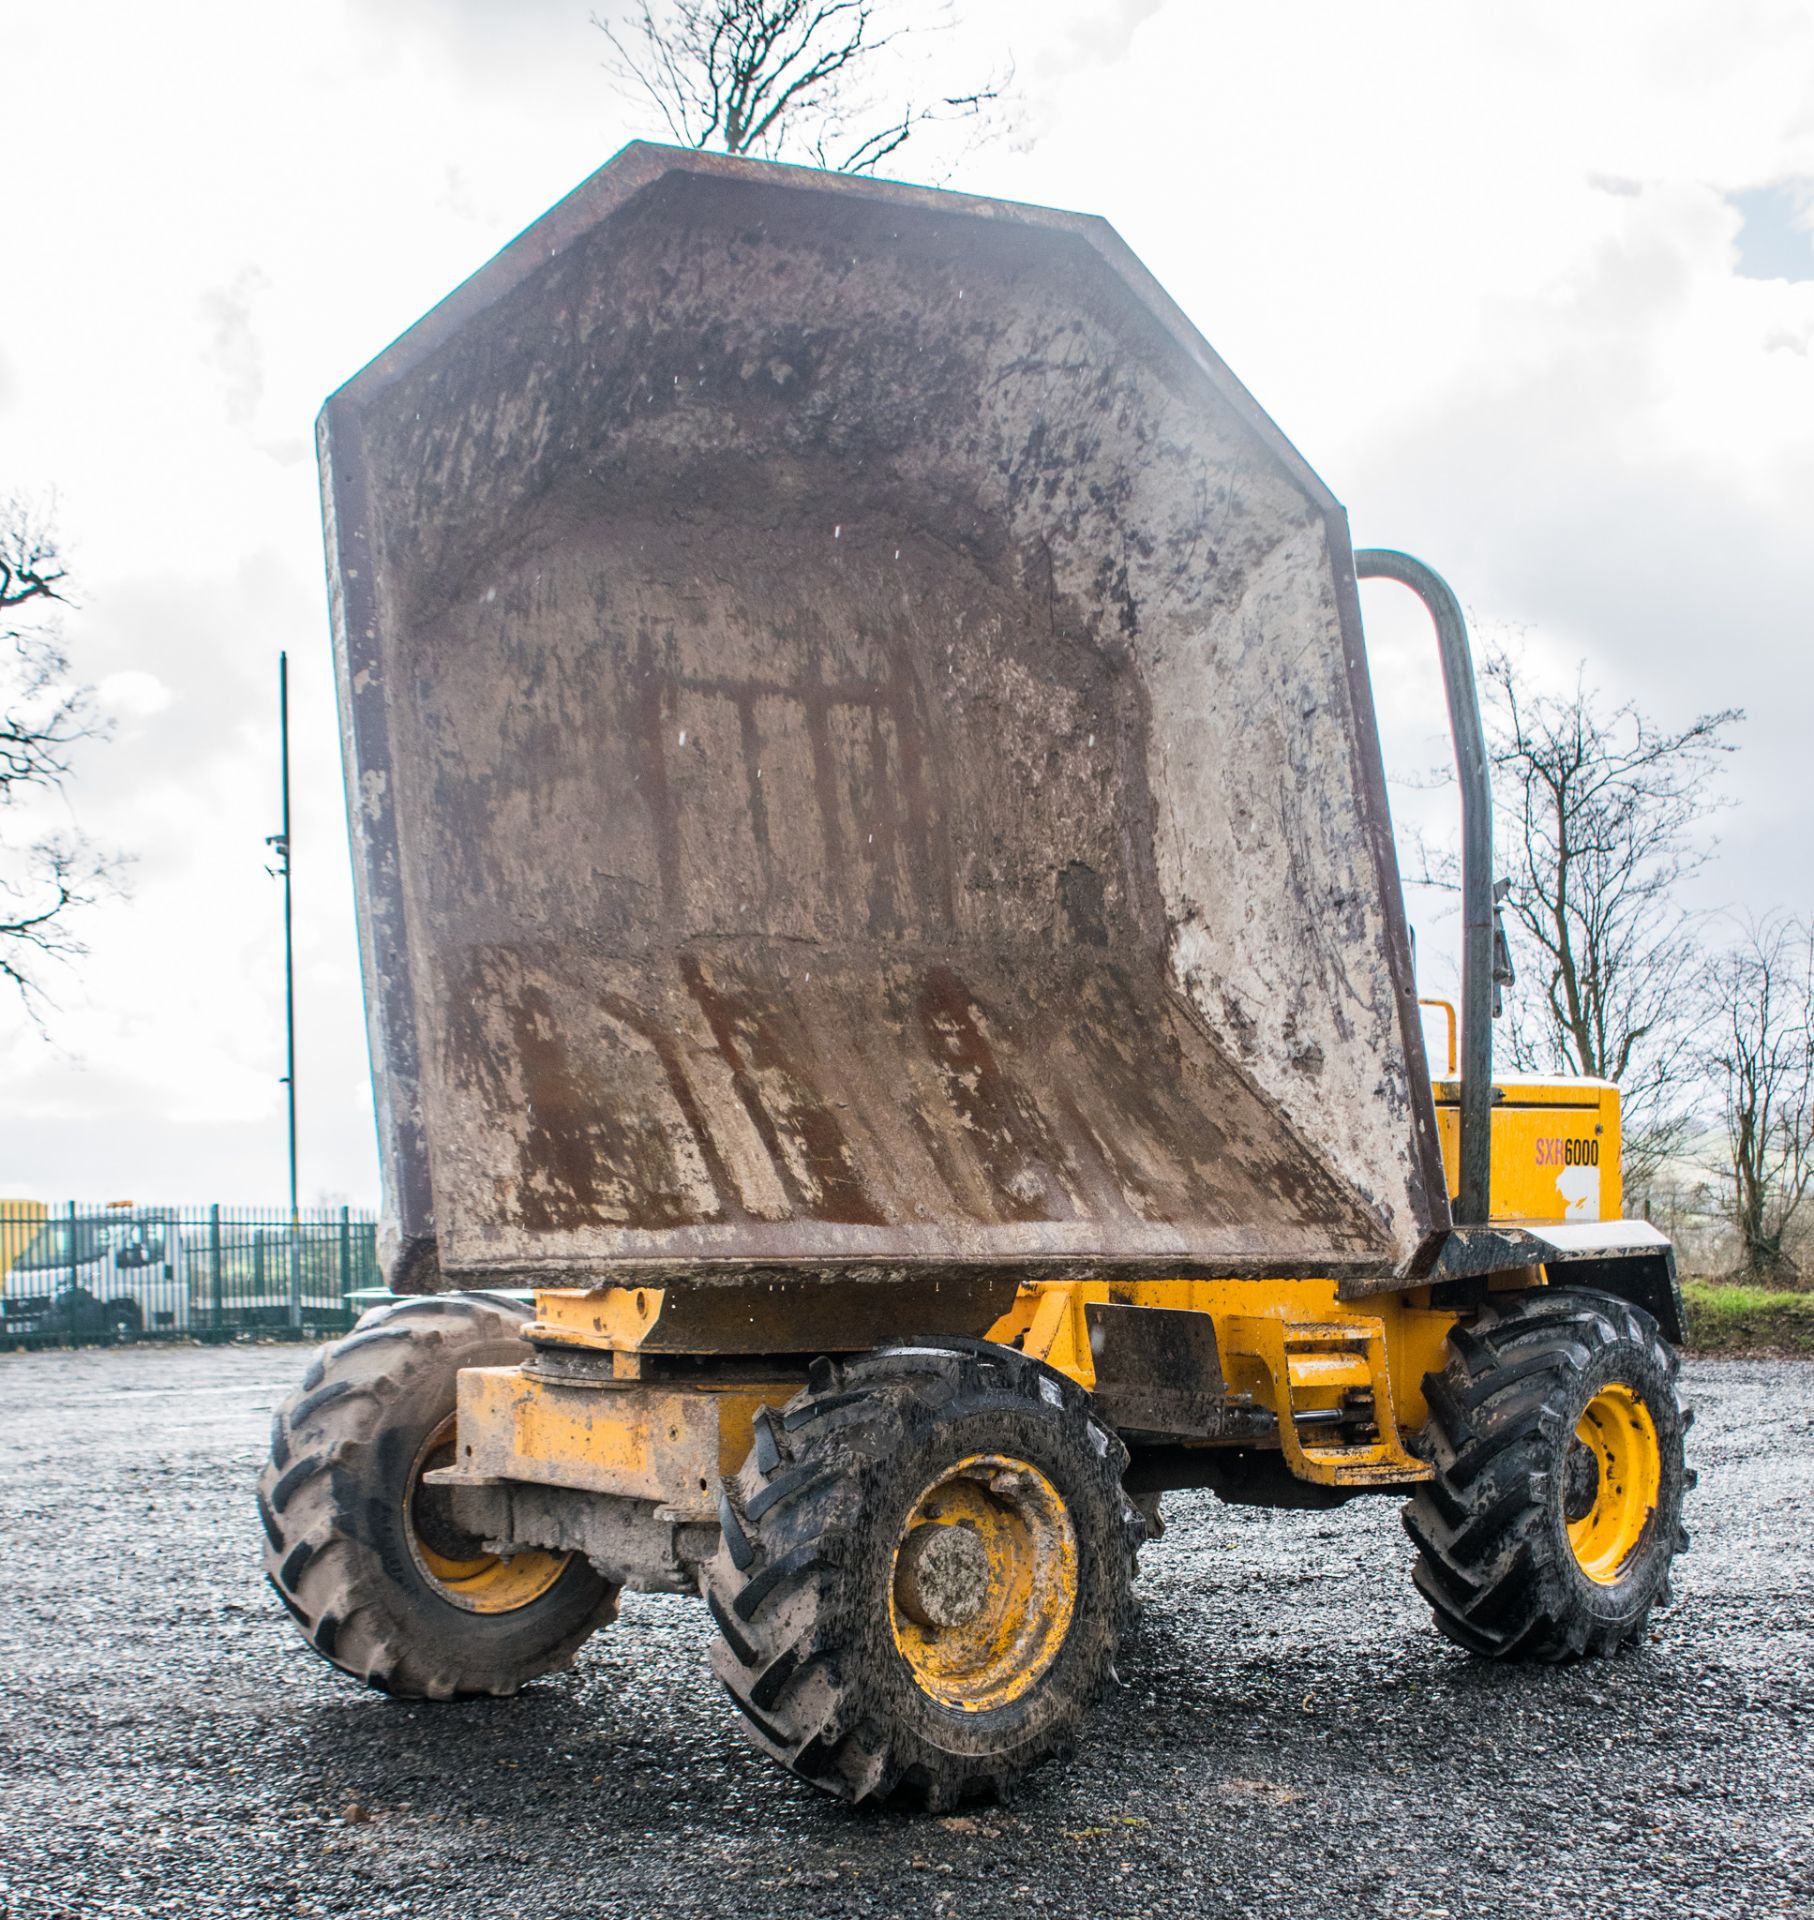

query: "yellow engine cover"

left=1433, top=1074, right=1621, bottom=1223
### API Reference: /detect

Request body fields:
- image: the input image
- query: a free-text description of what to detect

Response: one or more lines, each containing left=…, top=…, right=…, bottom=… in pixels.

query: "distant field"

left=1683, top=1279, right=1814, bottom=1356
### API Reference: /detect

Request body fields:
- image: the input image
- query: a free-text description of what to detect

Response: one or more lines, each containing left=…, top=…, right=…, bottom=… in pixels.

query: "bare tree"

left=596, top=0, right=1010, bottom=177
left=1701, top=914, right=1814, bottom=1280
left=1478, top=651, right=1740, bottom=1196
left=0, top=497, right=112, bottom=1016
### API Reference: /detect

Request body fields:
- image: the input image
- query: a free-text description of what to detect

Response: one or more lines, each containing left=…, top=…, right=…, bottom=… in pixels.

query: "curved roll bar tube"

left=1354, top=549, right=1496, bottom=1226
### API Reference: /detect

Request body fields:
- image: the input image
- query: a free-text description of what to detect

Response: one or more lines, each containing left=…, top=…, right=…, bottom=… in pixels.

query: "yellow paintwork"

left=1419, top=999, right=1458, bottom=1075
left=1019, top=1282, right=1100, bottom=1388
left=409, top=1528, right=570, bottom=1612
left=1567, top=1383, right=1661, bottom=1583
left=987, top=1275, right=1457, bottom=1449
left=1221, top=1314, right=1430, bottom=1486
left=528, top=1286, right=667, bottom=1351
left=403, top=1414, right=570, bottom=1614
left=1432, top=1074, right=1623, bottom=1222
left=0, top=1199, right=47, bottom=1291
left=451, top=1364, right=793, bottom=1515
left=888, top=1453, right=1078, bottom=1713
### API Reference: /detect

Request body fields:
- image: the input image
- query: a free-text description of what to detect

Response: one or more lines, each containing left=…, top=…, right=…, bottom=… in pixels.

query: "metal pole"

left=270, top=654, right=302, bottom=1329
left=1354, top=549, right=1496, bottom=1227
left=209, top=1203, right=223, bottom=1334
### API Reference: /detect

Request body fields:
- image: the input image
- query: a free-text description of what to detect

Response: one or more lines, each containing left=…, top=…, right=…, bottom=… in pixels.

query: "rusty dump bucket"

left=320, top=144, right=1449, bottom=1317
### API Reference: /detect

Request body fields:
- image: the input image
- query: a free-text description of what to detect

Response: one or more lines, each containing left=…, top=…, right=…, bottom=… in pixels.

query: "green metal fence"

left=0, top=1201, right=381, bottom=1347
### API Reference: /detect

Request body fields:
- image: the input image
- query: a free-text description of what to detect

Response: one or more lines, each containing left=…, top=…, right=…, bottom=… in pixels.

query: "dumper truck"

left=261, top=145, right=1691, bottom=1809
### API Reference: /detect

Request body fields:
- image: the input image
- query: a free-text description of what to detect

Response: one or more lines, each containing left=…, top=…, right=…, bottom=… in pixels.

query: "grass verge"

left=1682, top=1280, right=1814, bottom=1358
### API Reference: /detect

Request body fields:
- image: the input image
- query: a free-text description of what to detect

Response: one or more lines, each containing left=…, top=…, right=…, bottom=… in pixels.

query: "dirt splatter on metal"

left=320, top=148, right=1447, bottom=1299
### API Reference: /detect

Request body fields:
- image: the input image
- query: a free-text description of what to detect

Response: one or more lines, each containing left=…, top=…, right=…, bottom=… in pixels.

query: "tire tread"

left=1403, top=1288, right=1688, bottom=1663
left=257, top=1291, right=617, bottom=1698
left=701, top=1340, right=1141, bottom=1808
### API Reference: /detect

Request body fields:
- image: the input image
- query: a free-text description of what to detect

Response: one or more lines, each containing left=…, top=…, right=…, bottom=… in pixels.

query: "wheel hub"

left=886, top=1452, right=1078, bottom=1713
left=1562, top=1437, right=1601, bottom=1524
left=1565, top=1382, right=1661, bottom=1585
left=894, top=1522, right=991, bottom=1628
left=404, top=1416, right=571, bottom=1614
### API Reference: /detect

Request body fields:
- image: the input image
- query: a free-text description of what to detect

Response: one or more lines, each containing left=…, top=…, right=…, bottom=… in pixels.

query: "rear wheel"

left=703, top=1340, right=1143, bottom=1808
left=1404, top=1288, right=1691, bottom=1660
left=258, top=1292, right=618, bottom=1697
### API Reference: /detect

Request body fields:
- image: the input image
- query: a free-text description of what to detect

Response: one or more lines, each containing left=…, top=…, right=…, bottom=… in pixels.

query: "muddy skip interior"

left=333, top=162, right=1438, bottom=1283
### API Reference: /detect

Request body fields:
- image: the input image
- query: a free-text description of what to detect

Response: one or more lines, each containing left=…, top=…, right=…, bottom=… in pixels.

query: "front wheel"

left=1404, top=1288, right=1691, bottom=1661
left=703, top=1340, right=1143, bottom=1809
left=257, top=1292, right=619, bottom=1698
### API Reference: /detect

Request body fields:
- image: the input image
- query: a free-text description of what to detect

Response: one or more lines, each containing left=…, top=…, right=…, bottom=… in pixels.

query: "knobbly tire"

left=258, top=1292, right=619, bottom=1698
left=702, top=1339, right=1144, bottom=1809
left=1405, top=1287, right=1691, bottom=1661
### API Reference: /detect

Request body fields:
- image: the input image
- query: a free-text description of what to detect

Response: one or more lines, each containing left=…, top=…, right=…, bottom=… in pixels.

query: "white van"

left=0, top=1208, right=194, bottom=1339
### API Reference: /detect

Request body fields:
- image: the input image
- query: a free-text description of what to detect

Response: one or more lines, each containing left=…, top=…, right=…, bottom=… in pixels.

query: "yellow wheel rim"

left=404, top=1416, right=570, bottom=1614
left=1564, top=1384, right=1661, bottom=1584
left=887, top=1453, right=1078, bottom=1713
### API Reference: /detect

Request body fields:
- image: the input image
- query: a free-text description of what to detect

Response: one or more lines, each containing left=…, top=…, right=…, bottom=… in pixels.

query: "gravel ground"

left=1, top=1343, right=1810, bottom=1920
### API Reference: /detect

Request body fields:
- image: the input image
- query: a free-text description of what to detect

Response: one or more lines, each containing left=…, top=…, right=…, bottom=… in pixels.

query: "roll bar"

left=1354, top=549, right=1499, bottom=1225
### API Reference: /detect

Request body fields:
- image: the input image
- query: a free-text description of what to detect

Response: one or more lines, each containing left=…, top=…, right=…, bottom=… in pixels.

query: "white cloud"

left=96, top=671, right=174, bottom=721
left=198, top=265, right=274, bottom=429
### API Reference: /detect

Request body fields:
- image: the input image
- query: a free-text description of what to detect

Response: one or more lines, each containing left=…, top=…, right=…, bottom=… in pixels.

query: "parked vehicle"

left=0, top=1203, right=380, bottom=1342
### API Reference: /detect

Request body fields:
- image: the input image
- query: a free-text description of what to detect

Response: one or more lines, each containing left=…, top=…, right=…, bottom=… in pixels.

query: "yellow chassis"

left=446, top=1273, right=1466, bottom=1526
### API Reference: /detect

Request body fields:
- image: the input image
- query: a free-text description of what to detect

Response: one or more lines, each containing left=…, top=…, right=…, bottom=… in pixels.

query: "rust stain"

left=506, top=984, right=717, bottom=1234
left=594, top=988, right=754, bottom=1225
left=916, top=965, right=1075, bottom=1225
left=680, top=955, right=885, bottom=1226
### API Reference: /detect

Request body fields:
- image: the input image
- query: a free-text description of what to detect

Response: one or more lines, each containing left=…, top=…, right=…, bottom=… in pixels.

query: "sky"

left=2, top=0, right=1811, bottom=1208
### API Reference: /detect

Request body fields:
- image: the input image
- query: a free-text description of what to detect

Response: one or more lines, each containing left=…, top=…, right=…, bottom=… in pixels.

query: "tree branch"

left=0, top=496, right=116, bottom=1022
left=597, top=0, right=1011, bottom=178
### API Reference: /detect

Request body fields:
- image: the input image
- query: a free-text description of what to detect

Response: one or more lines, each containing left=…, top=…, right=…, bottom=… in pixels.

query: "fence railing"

left=0, top=1201, right=381, bottom=1347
